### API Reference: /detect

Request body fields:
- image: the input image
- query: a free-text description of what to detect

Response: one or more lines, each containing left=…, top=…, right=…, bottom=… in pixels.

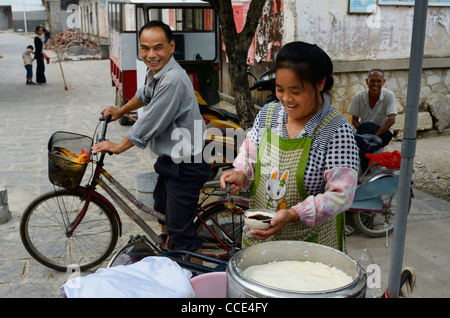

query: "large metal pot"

left=227, top=241, right=366, bottom=298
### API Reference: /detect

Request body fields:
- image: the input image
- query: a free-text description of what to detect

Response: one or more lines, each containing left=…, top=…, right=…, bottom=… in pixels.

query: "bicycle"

left=19, top=116, right=248, bottom=272
left=346, top=150, right=414, bottom=245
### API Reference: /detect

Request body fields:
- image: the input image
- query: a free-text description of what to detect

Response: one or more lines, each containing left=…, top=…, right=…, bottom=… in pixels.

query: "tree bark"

left=208, top=0, right=268, bottom=130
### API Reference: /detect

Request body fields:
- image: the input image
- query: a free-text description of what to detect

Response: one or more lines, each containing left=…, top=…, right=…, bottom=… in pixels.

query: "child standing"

left=22, top=45, right=36, bottom=85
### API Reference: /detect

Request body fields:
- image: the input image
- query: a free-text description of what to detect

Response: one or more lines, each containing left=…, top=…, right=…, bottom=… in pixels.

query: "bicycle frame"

left=66, top=157, right=165, bottom=248
left=195, top=185, right=248, bottom=255
left=67, top=117, right=247, bottom=258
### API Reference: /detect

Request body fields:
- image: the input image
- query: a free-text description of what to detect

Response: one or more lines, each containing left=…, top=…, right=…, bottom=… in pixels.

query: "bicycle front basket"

left=48, top=131, right=93, bottom=190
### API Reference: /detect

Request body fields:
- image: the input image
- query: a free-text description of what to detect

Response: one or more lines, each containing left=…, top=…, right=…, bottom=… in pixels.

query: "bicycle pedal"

left=345, top=225, right=355, bottom=236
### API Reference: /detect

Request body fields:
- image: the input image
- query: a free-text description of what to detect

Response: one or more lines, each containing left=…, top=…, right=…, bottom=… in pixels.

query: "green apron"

left=244, top=102, right=346, bottom=251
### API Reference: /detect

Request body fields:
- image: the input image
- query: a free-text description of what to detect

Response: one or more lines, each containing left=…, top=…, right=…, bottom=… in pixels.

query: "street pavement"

left=1, top=31, right=450, bottom=298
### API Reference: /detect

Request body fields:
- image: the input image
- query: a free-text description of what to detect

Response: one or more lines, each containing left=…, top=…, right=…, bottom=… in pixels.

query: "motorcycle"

left=247, top=67, right=278, bottom=105
left=196, top=90, right=242, bottom=180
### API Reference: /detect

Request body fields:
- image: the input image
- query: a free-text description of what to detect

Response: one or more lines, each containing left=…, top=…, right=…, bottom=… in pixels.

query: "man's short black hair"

left=139, top=20, right=173, bottom=43
left=368, top=68, right=385, bottom=78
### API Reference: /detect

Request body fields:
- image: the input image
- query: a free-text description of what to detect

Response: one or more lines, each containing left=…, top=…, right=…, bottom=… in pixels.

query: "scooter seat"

left=210, top=106, right=240, bottom=124
left=353, top=175, right=399, bottom=201
left=199, top=103, right=240, bottom=124
left=350, top=197, right=384, bottom=211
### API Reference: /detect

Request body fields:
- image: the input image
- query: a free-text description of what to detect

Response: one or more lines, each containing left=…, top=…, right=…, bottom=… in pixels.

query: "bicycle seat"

left=355, top=134, right=383, bottom=152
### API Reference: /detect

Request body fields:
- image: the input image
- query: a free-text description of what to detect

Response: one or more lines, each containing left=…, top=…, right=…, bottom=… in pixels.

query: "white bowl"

left=244, top=209, right=276, bottom=230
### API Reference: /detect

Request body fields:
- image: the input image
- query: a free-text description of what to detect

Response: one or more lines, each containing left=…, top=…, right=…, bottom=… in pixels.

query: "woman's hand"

left=220, top=170, right=246, bottom=195
left=250, top=208, right=300, bottom=240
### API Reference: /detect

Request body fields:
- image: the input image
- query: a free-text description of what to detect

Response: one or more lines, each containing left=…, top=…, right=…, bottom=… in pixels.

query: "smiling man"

left=348, top=69, right=397, bottom=172
left=92, top=21, right=210, bottom=260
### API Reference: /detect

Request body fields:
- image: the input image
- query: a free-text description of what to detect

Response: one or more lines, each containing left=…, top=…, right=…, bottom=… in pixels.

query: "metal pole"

left=22, top=0, right=27, bottom=33
left=43, top=0, right=69, bottom=90
left=387, top=0, right=428, bottom=298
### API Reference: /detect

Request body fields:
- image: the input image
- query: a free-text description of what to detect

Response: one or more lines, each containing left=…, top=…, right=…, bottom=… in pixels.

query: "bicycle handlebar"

left=99, top=114, right=112, bottom=141
left=98, top=114, right=113, bottom=156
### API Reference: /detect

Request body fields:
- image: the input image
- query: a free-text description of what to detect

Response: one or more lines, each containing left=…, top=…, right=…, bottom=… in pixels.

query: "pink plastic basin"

left=190, top=272, right=228, bottom=298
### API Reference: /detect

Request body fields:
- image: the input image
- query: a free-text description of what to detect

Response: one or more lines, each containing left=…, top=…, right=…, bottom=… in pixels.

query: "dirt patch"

left=412, top=162, right=450, bottom=202
left=386, top=132, right=450, bottom=202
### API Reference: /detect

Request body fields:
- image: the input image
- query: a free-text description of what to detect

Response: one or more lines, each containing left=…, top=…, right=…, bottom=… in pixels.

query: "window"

left=142, top=7, right=218, bottom=62
left=378, top=0, right=450, bottom=6
left=194, top=9, right=203, bottom=30
left=109, top=3, right=120, bottom=32
left=204, top=8, right=214, bottom=31
left=175, top=9, right=183, bottom=30
left=136, top=6, right=145, bottom=32
left=147, top=8, right=215, bottom=31
left=149, top=8, right=161, bottom=21
left=123, top=4, right=136, bottom=31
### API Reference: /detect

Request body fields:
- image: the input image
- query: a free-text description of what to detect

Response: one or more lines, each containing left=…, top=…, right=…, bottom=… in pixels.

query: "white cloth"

left=60, top=256, right=195, bottom=298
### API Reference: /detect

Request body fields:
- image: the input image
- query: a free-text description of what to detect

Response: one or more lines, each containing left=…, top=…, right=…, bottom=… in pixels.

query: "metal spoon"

left=224, top=183, right=245, bottom=215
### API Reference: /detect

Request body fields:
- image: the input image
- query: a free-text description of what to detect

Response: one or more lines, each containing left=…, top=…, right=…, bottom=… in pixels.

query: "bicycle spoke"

left=21, top=190, right=118, bottom=271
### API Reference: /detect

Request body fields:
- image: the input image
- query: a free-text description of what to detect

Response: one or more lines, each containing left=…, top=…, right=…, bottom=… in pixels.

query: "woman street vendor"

left=220, top=41, right=359, bottom=251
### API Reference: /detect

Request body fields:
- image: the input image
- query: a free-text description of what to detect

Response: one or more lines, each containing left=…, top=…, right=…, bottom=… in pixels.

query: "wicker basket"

left=48, top=132, right=93, bottom=189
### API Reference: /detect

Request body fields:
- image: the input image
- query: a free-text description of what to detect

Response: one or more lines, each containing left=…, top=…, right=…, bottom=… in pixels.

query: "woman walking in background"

left=34, top=26, right=49, bottom=84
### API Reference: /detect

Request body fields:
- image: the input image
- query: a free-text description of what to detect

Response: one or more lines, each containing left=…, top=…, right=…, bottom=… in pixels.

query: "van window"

left=146, top=7, right=217, bottom=62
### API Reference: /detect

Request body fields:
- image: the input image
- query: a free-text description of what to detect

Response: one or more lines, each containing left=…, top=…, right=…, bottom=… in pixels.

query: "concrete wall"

left=292, top=1, right=450, bottom=61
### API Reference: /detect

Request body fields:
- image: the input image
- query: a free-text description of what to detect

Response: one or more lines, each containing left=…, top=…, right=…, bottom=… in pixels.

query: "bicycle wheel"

left=20, top=189, right=119, bottom=271
left=194, top=204, right=246, bottom=259
left=352, top=190, right=412, bottom=238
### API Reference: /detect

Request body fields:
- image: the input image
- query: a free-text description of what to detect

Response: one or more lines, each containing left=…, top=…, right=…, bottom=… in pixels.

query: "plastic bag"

left=365, top=150, right=401, bottom=169
left=60, top=256, right=195, bottom=298
left=358, top=248, right=382, bottom=298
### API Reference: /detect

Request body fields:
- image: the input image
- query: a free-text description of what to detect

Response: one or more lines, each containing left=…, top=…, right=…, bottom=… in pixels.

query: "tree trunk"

left=228, top=55, right=255, bottom=131
left=208, top=0, right=267, bottom=130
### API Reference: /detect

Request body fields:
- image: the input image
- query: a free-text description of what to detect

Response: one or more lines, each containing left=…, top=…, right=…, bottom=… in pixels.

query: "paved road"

left=1, top=31, right=450, bottom=298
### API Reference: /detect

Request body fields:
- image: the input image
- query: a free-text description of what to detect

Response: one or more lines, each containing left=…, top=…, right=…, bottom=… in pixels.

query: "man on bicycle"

left=348, top=69, right=397, bottom=172
left=92, top=20, right=210, bottom=262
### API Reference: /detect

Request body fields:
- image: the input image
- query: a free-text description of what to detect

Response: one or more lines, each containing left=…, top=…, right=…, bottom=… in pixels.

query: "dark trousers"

left=153, top=156, right=211, bottom=251
left=356, top=122, right=393, bottom=172
left=36, top=58, right=46, bottom=84
left=25, top=65, right=32, bottom=79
